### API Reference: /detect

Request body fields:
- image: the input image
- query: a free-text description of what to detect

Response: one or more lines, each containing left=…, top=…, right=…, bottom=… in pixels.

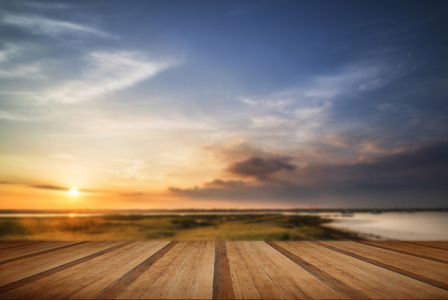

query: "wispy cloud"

left=0, top=43, right=20, bottom=62
left=0, top=43, right=45, bottom=79
left=0, top=110, right=39, bottom=122
left=0, top=62, right=44, bottom=79
left=243, top=61, right=405, bottom=110
left=239, top=61, right=407, bottom=143
left=1, top=13, right=114, bottom=39
left=43, top=51, right=181, bottom=103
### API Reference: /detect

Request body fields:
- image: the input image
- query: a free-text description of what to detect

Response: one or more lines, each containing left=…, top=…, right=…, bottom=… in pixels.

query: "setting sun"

left=69, top=188, right=79, bottom=197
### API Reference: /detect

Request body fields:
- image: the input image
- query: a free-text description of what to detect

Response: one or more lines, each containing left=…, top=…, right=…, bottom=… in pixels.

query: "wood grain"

left=276, top=241, right=448, bottom=299
left=0, top=242, right=128, bottom=295
left=0, top=241, right=447, bottom=300
left=268, top=241, right=366, bottom=299
left=0, top=241, right=83, bottom=265
left=213, top=241, right=235, bottom=300
left=318, top=241, right=448, bottom=290
left=406, top=241, right=448, bottom=251
left=361, top=241, right=448, bottom=263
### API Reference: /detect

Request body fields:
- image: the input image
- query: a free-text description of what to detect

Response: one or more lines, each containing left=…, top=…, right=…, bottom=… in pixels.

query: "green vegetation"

left=0, top=214, right=359, bottom=241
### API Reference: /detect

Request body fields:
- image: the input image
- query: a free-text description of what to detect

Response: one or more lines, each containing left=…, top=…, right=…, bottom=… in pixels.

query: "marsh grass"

left=0, top=214, right=358, bottom=241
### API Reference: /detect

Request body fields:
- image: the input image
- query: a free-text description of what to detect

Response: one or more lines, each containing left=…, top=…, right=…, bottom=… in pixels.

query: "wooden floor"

left=0, top=241, right=447, bottom=299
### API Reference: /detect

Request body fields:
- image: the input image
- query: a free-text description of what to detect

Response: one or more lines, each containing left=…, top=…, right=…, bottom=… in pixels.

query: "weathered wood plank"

left=164, top=241, right=213, bottom=299
left=361, top=241, right=448, bottom=264
left=268, top=242, right=365, bottom=299
left=406, top=241, right=448, bottom=251
left=0, top=242, right=128, bottom=296
left=0, top=241, right=41, bottom=250
left=318, top=241, right=448, bottom=291
left=277, top=242, right=448, bottom=299
left=213, top=241, right=234, bottom=300
left=94, top=241, right=174, bottom=299
left=6, top=241, right=170, bottom=299
left=226, top=241, right=261, bottom=299
left=188, top=241, right=215, bottom=300
left=234, top=242, right=284, bottom=299
left=247, top=242, right=345, bottom=299
left=0, top=241, right=83, bottom=265
left=0, top=241, right=447, bottom=300
left=1, top=242, right=141, bottom=299
left=115, top=242, right=194, bottom=299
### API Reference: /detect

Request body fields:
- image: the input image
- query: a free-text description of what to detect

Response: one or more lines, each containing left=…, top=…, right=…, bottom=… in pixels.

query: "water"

left=324, top=211, right=448, bottom=240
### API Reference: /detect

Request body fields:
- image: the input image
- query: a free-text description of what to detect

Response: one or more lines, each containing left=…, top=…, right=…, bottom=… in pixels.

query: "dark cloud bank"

left=169, top=140, right=448, bottom=208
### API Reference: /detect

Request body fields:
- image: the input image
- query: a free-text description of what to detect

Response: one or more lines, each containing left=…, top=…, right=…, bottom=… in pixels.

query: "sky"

left=0, top=0, right=447, bottom=210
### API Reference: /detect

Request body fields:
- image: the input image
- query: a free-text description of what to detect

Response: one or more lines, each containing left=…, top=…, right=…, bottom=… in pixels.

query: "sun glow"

left=69, top=188, right=79, bottom=196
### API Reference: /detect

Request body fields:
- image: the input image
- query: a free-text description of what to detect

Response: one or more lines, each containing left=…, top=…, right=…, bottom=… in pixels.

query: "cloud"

left=0, top=110, right=39, bottom=122
left=239, top=61, right=408, bottom=143
left=43, top=51, right=180, bottom=103
left=227, top=156, right=296, bottom=180
left=204, top=179, right=245, bottom=188
left=242, top=61, right=403, bottom=109
left=168, top=140, right=448, bottom=207
left=0, top=63, right=44, bottom=79
left=1, top=13, right=114, bottom=39
left=0, top=44, right=45, bottom=79
left=30, top=184, right=69, bottom=191
left=0, top=43, right=20, bottom=62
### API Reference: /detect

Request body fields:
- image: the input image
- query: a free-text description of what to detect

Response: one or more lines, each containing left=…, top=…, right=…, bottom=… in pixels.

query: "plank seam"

left=316, top=241, right=448, bottom=291
left=406, top=241, right=448, bottom=252
left=0, top=242, right=131, bottom=295
left=266, top=241, right=368, bottom=299
left=358, top=241, right=448, bottom=264
left=213, top=241, right=235, bottom=300
left=244, top=241, right=302, bottom=299
left=0, top=242, right=86, bottom=265
left=0, top=241, right=44, bottom=251
left=96, top=241, right=178, bottom=299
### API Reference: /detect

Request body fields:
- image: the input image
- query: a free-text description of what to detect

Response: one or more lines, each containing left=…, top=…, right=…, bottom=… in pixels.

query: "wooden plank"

left=213, top=241, right=234, bottom=300
left=1, top=241, right=141, bottom=299
left=0, top=242, right=41, bottom=250
left=268, top=242, right=366, bottom=299
left=234, top=242, right=284, bottom=299
left=0, top=242, right=123, bottom=288
left=94, top=241, right=174, bottom=299
left=115, top=242, right=194, bottom=299
left=164, top=242, right=214, bottom=299
left=361, top=241, right=448, bottom=264
left=188, top=242, right=215, bottom=300
left=277, top=241, right=448, bottom=299
left=226, top=241, right=261, bottom=299
left=163, top=242, right=205, bottom=299
left=4, top=241, right=170, bottom=299
left=406, top=241, right=448, bottom=251
left=318, top=241, right=448, bottom=290
left=0, top=242, right=83, bottom=265
left=244, top=242, right=305, bottom=299
left=255, top=242, right=346, bottom=299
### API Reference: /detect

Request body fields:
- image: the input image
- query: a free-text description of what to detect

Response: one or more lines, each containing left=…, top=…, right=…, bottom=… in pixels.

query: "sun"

left=69, top=188, right=79, bottom=196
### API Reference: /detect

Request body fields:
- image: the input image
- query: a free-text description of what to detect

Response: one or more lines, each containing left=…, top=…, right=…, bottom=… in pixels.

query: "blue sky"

left=0, top=0, right=447, bottom=209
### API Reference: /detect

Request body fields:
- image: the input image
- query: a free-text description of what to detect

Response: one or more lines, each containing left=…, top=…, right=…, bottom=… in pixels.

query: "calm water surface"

left=324, top=211, right=448, bottom=240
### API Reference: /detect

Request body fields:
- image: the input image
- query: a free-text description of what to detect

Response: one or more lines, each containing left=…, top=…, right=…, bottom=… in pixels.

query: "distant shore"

left=1, top=207, right=447, bottom=215
left=0, top=213, right=361, bottom=241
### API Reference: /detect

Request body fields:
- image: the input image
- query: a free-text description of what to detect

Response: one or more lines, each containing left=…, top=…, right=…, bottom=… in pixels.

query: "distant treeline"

left=1, top=207, right=447, bottom=214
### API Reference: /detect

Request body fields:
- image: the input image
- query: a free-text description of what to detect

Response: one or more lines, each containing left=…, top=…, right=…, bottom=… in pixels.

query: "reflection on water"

left=324, top=212, right=448, bottom=240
